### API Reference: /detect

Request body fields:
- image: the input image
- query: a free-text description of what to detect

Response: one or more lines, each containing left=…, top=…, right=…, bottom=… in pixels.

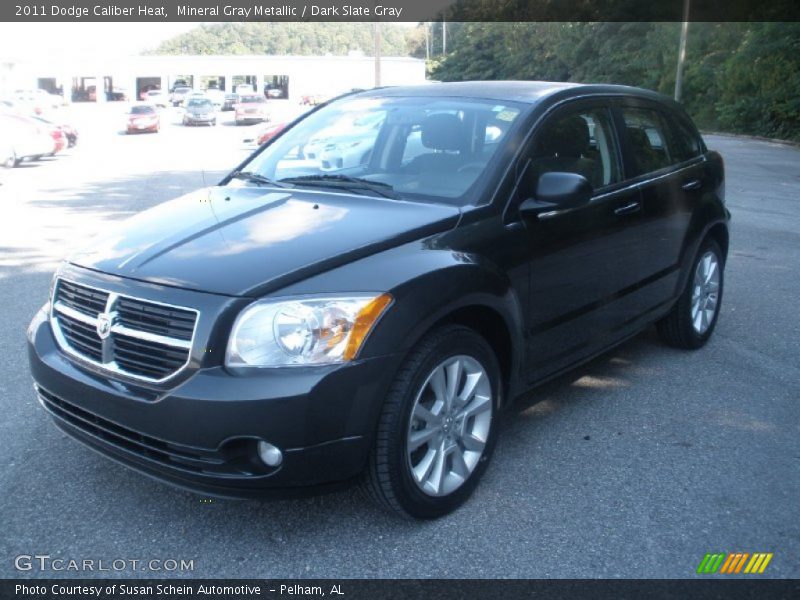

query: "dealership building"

left=0, top=53, right=426, bottom=102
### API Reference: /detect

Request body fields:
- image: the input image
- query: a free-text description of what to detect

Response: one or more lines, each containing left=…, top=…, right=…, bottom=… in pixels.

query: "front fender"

left=277, top=239, right=526, bottom=391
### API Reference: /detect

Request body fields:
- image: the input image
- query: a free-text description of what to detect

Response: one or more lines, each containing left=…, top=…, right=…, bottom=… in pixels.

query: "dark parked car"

left=28, top=82, right=729, bottom=518
left=221, top=93, right=238, bottom=111
left=182, top=98, right=216, bottom=126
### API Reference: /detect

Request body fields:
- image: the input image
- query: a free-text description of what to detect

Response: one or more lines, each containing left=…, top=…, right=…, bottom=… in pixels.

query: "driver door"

left=512, top=99, right=648, bottom=381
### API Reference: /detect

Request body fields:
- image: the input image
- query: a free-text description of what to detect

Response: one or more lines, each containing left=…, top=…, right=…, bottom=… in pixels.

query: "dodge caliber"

left=28, top=82, right=730, bottom=518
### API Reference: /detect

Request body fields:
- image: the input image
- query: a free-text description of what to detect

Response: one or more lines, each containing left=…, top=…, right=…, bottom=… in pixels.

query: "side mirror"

left=520, top=172, right=593, bottom=218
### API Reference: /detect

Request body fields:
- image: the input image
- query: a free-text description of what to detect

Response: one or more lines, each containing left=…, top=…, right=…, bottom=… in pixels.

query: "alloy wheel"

left=406, top=355, right=493, bottom=497
left=691, top=250, right=720, bottom=334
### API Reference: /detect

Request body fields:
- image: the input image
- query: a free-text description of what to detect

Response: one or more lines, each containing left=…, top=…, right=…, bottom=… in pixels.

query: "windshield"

left=188, top=99, right=212, bottom=108
left=240, top=95, right=266, bottom=104
left=130, top=105, right=155, bottom=114
left=233, top=95, right=524, bottom=204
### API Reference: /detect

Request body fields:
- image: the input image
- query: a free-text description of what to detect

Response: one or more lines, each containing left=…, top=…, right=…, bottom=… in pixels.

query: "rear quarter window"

left=667, top=113, right=705, bottom=162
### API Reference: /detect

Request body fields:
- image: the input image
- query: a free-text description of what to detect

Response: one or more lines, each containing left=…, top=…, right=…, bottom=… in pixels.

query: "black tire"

left=3, top=150, right=16, bottom=169
left=362, top=325, right=501, bottom=519
left=657, top=238, right=724, bottom=349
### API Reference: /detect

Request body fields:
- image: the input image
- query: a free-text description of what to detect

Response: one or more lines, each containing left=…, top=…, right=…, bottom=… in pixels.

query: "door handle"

left=682, top=179, right=701, bottom=191
left=614, top=200, right=641, bottom=216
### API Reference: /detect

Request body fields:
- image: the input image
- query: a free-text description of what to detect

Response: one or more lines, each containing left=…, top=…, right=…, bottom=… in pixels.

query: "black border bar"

left=3, top=579, right=800, bottom=600
left=2, top=0, right=800, bottom=23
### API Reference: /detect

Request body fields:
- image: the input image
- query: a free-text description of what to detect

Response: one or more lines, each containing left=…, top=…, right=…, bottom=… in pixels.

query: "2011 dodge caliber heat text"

left=27, top=82, right=730, bottom=518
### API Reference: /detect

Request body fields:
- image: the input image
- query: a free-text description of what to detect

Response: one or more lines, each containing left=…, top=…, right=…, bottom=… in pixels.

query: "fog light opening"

left=257, top=441, right=283, bottom=467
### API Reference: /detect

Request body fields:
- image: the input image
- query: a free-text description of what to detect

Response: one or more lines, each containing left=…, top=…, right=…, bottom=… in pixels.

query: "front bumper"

left=127, top=122, right=157, bottom=132
left=27, top=294, right=400, bottom=498
left=235, top=115, right=265, bottom=123
left=185, top=115, right=215, bottom=124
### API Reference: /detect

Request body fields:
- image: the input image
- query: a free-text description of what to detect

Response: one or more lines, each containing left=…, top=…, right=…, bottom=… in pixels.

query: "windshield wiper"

left=278, top=174, right=399, bottom=199
left=229, top=170, right=286, bottom=187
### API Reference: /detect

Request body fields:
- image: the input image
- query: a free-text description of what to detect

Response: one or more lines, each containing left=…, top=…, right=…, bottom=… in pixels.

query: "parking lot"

left=1, top=104, right=798, bottom=578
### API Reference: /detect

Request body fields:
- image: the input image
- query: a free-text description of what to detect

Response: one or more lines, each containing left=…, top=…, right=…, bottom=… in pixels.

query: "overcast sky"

left=0, top=23, right=199, bottom=60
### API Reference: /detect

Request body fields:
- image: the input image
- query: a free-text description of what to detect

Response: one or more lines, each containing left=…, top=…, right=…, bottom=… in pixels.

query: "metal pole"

left=425, top=22, right=430, bottom=61
left=442, top=19, right=447, bottom=56
left=374, top=22, right=381, bottom=88
left=674, top=0, right=690, bottom=102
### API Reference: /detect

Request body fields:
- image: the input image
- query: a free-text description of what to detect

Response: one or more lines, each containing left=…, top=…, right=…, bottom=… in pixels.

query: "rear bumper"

left=27, top=305, right=401, bottom=498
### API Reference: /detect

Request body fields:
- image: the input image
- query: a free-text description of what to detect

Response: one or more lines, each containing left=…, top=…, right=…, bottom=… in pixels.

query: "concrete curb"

left=701, top=130, right=800, bottom=149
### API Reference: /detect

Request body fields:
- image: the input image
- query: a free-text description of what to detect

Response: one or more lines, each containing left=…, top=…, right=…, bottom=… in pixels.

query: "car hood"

left=69, top=186, right=460, bottom=297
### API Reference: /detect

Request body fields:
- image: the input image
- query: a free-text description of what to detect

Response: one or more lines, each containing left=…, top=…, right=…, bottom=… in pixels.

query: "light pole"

left=674, top=0, right=691, bottom=102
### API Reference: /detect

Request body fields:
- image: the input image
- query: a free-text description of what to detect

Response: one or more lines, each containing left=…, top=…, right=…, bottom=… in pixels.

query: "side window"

left=527, top=107, right=621, bottom=191
left=621, top=107, right=675, bottom=175
left=668, top=114, right=704, bottom=162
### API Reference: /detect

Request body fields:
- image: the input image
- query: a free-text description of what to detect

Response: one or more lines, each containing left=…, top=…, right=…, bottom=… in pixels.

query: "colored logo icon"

left=697, top=553, right=773, bottom=574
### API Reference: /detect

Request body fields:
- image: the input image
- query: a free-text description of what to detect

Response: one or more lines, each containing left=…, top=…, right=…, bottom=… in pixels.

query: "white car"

left=144, top=90, right=168, bottom=108
left=303, top=112, right=386, bottom=161
left=13, top=89, right=62, bottom=110
left=1, top=114, right=56, bottom=168
left=170, top=86, right=192, bottom=106
left=204, top=89, right=226, bottom=109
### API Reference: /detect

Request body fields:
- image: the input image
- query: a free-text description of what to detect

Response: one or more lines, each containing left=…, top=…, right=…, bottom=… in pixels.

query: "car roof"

left=360, top=80, right=677, bottom=108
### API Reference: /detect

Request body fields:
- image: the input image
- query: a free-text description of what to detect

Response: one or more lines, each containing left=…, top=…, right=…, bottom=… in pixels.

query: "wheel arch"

left=429, top=304, right=515, bottom=407
left=363, top=262, right=526, bottom=409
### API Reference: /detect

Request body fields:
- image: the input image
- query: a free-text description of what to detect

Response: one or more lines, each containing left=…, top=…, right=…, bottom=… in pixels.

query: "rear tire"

left=658, top=238, right=724, bottom=349
left=362, top=325, right=500, bottom=519
left=3, top=150, right=16, bottom=168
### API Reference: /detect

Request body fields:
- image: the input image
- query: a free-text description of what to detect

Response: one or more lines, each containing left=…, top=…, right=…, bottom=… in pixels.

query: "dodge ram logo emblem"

left=96, top=313, right=112, bottom=340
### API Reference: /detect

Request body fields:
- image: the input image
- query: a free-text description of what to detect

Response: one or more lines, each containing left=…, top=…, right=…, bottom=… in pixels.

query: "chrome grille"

left=51, top=279, right=198, bottom=383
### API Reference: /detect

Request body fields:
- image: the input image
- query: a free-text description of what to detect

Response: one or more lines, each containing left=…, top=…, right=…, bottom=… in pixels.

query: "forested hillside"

left=150, top=22, right=408, bottom=56
left=429, top=22, right=800, bottom=141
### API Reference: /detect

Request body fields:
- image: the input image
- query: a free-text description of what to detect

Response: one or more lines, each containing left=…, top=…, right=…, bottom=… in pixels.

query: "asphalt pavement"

left=1, top=105, right=798, bottom=578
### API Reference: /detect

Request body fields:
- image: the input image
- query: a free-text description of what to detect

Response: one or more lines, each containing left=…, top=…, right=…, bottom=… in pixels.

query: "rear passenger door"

left=614, top=101, right=705, bottom=310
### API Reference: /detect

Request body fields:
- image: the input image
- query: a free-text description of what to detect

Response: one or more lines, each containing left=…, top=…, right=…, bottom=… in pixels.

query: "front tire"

left=658, top=238, right=724, bottom=349
left=363, top=325, right=500, bottom=519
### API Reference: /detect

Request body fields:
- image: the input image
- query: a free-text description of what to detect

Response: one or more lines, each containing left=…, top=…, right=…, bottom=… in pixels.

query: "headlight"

left=226, top=294, right=392, bottom=368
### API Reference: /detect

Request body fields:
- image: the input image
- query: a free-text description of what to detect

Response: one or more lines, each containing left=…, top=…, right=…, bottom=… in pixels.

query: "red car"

left=257, top=121, right=286, bottom=145
left=32, top=116, right=69, bottom=153
left=234, top=94, right=269, bottom=125
left=126, top=104, right=159, bottom=134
